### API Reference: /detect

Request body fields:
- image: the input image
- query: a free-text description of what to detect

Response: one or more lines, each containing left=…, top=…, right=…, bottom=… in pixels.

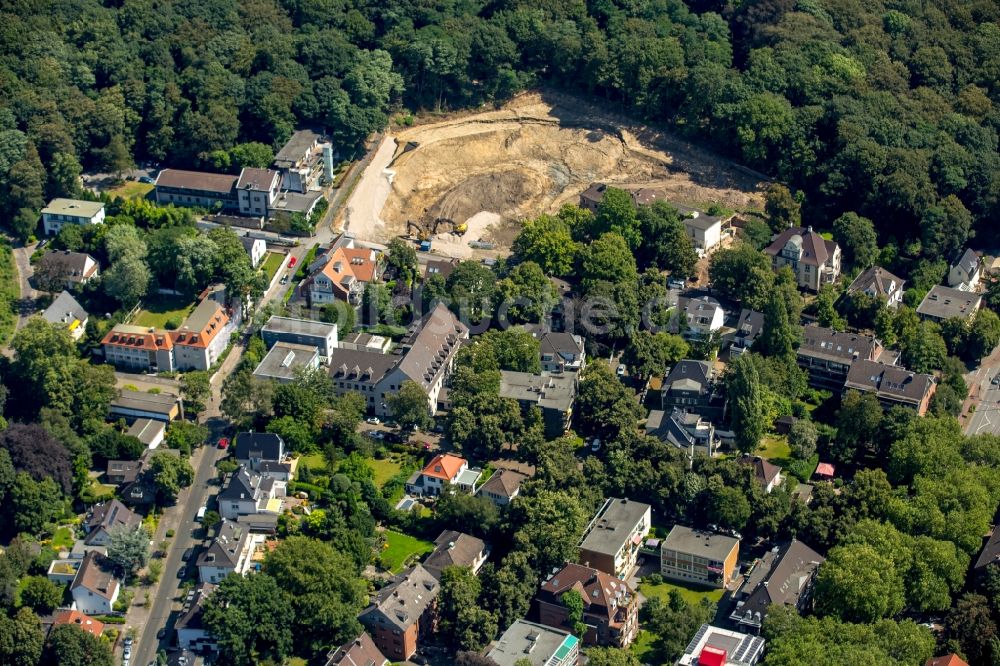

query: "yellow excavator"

left=406, top=218, right=468, bottom=241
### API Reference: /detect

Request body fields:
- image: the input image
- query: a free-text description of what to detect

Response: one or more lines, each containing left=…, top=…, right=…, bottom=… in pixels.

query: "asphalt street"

left=964, top=361, right=1000, bottom=436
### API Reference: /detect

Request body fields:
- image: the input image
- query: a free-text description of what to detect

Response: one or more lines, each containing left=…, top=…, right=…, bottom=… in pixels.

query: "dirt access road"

left=343, top=90, right=766, bottom=259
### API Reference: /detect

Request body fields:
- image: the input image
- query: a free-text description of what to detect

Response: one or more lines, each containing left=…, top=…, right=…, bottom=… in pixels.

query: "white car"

left=366, top=417, right=380, bottom=425
left=616, top=364, right=626, bottom=377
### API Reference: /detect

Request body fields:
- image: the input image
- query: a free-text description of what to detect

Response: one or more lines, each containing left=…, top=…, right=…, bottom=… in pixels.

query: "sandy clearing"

left=345, top=92, right=766, bottom=259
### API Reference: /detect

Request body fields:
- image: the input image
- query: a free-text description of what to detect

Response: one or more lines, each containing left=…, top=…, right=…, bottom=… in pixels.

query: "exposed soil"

left=344, top=91, right=767, bottom=259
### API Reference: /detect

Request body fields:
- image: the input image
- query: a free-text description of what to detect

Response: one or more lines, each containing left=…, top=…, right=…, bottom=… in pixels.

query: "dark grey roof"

left=37, top=250, right=98, bottom=278
left=328, top=347, right=398, bottom=384
left=240, top=235, right=263, bottom=252
left=845, top=360, right=935, bottom=405
left=735, top=309, right=764, bottom=341
left=664, top=360, right=712, bottom=392
left=422, top=531, right=487, bottom=580
left=274, top=129, right=322, bottom=166
left=253, top=342, right=318, bottom=382
left=233, top=432, right=283, bottom=462
left=395, top=303, right=468, bottom=390
left=218, top=466, right=262, bottom=502
left=42, top=291, right=88, bottom=326
left=110, top=390, right=180, bottom=415
left=175, top=583, right=216, bottom=633
left=916, top=285, right=982, bottom=321
left=85, top=499, right=140, bottom=538
left=974, top=527, right=1000, bottom=571
left=197, top=520, right=250, bottom=569
left=498, top=371, right=576, bottom=412
left=954, top=248, right=979, bottom=274
left=730, top=541, right=824, bottom=622
left=262, top=315, right=338, bottom=338
left=663, top=525, right=739, bottom=562
left=324, top=632, right=388, bottom=666
left=798, top=325, right=877, bottom=363
left=359, top=564, right=439, bottom=632
left=539, top=332, right=584, bottom=357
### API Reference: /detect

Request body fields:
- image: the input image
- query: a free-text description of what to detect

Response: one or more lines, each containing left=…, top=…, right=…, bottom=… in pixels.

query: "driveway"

left=12, top=243, right=38, bottom=330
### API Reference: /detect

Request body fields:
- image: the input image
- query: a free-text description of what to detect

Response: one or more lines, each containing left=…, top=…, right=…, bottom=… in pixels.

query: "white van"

left=195, top=506, right=207, bottom=522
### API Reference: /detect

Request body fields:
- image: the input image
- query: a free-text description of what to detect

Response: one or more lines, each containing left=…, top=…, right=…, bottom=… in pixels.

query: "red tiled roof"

left=422, top=454, right=466, bottom=481
left=53, top=610, right=105, bottom=637
left=925, top=656, right=970, bottom=666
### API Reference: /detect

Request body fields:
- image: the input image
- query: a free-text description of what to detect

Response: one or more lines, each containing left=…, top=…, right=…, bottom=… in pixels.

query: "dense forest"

left=1, top=0, right=999, bottom=252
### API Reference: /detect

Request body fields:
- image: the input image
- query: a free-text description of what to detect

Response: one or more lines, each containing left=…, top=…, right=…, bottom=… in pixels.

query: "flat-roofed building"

left=660, top=525, right=739, bottom=589
left=578, top=498, right=652, bottom=580
left=487, top=620, right=580, bottom=666
left=261, top=316, right=338, bottom=360
left=273, top=129, right=327, bottom=193
left=340, top=331, right=392, bottom=354
left=109, top=390, right=181, bottom=422
left=154, top=169, right=238, bottom=210
left=677, top=624, right=765, bottom=666
left=42, top=198, right=105, bottom=236
left=253, top=342, right=319, bottom=383
left=499, top=370, right=576, bottom=439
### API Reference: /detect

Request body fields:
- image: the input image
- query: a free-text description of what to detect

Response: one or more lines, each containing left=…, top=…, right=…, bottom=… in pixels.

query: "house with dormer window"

left=358, top=564, right=439, bottom=662
left=765, top=226, right=841, bottom=291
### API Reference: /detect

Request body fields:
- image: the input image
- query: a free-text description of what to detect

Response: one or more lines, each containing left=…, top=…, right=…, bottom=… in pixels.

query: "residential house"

left=728, top=309, right=764, bottom=356
left=796, top=325, right=884, bottom=391
left=405, top=454, right=481, bottom=497
left=253, top=342, right=320, bottom=383
left=52, top=610, right=104, bottom=638
left=973, top=527, right=1000, bottom=576
left=36, top=251, right=99, bottom=287
left=331, top=302, right=468, bottom=418
left=737, top=456, right=784, bottom=494
left=917, top=285, right=982, bottom=322
left=109, top=390, right=181, bottom=422
left=105, top=460, right=140, bottom=486
left=41, top=291, right=88, bottom=340
left=218, top=466, right=285, bottom=521
left=948, top=249, right=981, bottom=291
left=261, top=315, right=339, bottom=360
left=101, top=324, right=177, bottom=372
left=422, top=258, right=458, bottom=282
left=325, top=632, right=389, bottom=666
left=83, top=500, right=141, bottom=546
left=844, top=359, right=937, bottom=415
left=676, top=624, right=765, bottom=666
left=197, top=519, right=258, bottom=584
left=358, top=564, right=440, bottom=662
left=240, top=235, right=267, bottom=268
left=41, top=198, right=105, bottom=236
left=70, top=552, right=120, bottom=615
left=536, top=563, right=639, bottom=648
left=422, top=530, right=489, bottom=580
left=176, top=583, right=218, bottom=654
left=115, top=449, right=181, bottom=506
left=539, top=332, right=586, bottom=374
left=499, top=370, right=577, bottom=439
left=764, top=226, right=841, bottom=291
left=339, top=331, right=392, bottom=354
left=477, top=469, right=529, bottom=506
left=847, top=266, right=905, bottom=308
left=487, top=620, right=580, bottom=666
left=171, top=299, right=234, bottom=371
left=233, top=432, right=291, bottom=480
left=646, top=409, right=720, bottom=459
left=236, top=167, right=281, bottom=217
left=273, top=129, right=327, bottom=193
left=660, top=525, right=740, bottom=589
left=675, top=295, right=725, bottom=341
left=303, top=245, right=380, bottom=305
left=127, top=418, right=165, bottom=449
left=661, top=360, right=726, bottom=421
left=926, top=655, right=971, bottom=666
left=578, top=498, right=652, bottom=580
left=154, top=169, right=239, bottom=211
left=729, top=540, right=824, bottom=634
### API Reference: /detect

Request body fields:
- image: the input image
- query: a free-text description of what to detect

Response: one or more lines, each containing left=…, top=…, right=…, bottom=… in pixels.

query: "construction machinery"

left=406, top=218, right=468, bottom=241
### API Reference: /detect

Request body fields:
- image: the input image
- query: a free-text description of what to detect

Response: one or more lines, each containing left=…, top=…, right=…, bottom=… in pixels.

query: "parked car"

left=181, top=548, right=194, bottom=562
left=280, top=275, right=289, bottom=285
left=365, top=417, right=380, bottom=425
left=217, top=437, right=229, bottom=449
left=288, top=256, right=297, bottom=268
left=591, top=438, right=602, bottom=452
left=616, top=364, right=627, bottom=377
left=156, top=628, right=168, bottom=640
left=366, top=431, right=384, bottom=440
left=139, top=176, right=155, bottom=184
left=124, top=647, right=132, bottom=659
left=668, top=277, right=686, bottom=289
left=992, top=374, right=1000, bottom=386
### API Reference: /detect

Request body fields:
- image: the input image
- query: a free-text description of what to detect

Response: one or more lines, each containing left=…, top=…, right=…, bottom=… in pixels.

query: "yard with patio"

left=132, top=294, right=195, bottom=329
left=379, top=529, right=434, bottom=573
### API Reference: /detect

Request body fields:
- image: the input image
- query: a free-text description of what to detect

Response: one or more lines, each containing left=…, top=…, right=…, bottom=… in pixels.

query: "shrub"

left=164, top=316, right=183, bottom=330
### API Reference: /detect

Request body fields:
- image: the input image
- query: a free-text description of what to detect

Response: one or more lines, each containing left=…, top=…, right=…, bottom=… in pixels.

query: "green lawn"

left=630, top=630, right=658, bottom=662
left=758, top=434, right=792, bottom=460
left=108, top=181, right=154, bottom=201
left=259, top=252, right=284, bottom=284
left=639, top=579, right=725, bottom=606
left=133, top=294, right=195, bottom=329
left=297, top=452, right=328, bottom=475
left=380, top=530, right=434, bottom=573
left=51, top=526, right=74, bottom=549
left=368, top=458, right=402, bottom=488
left=0, top=243, right=17, bottom=346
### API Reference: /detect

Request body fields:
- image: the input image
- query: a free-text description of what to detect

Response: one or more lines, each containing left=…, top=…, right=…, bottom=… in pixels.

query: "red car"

left=217, top=437, right=229, bottom=449
left=288, top=256, right=297, bottom=268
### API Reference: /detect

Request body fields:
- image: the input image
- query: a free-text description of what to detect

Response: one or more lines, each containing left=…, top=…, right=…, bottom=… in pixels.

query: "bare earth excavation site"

left=345, top=92, right=766, bottom=258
